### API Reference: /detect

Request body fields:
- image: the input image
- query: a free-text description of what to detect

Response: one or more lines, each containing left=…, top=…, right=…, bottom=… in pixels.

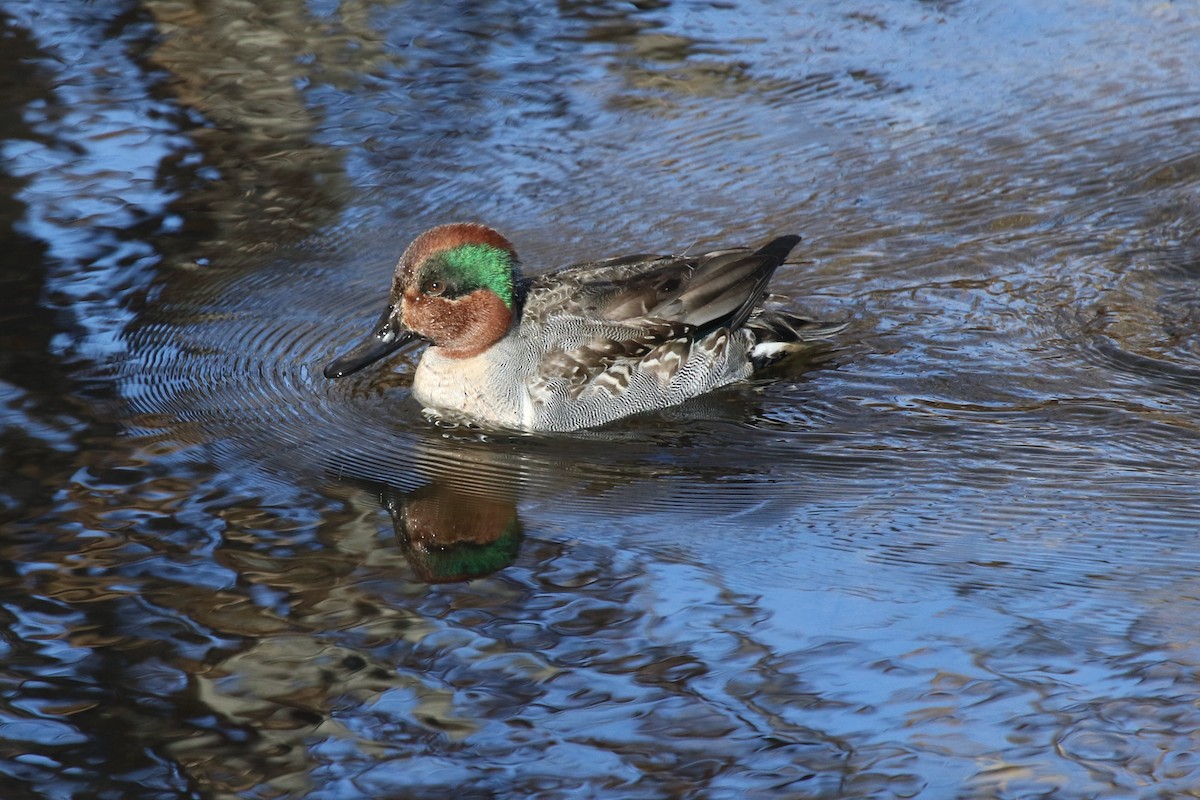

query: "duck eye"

left=424, top=279, right=445, bottom=296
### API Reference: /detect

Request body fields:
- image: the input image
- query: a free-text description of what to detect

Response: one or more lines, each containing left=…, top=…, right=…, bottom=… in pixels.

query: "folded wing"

left=523, top=236, right=802, bottom=410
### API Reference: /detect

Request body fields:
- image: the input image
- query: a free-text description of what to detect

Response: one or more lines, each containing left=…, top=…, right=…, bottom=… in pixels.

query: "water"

left=3, top=0, right=1200, bottom=797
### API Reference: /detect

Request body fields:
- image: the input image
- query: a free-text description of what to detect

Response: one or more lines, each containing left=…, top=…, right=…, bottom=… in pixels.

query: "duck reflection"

left=337, top=381, right=823, bottom=585
left=382, top=480, right=522, bottom=584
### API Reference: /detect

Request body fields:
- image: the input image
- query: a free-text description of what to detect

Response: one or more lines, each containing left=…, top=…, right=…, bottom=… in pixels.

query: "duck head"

left=324, top=223, right=518, bottom=379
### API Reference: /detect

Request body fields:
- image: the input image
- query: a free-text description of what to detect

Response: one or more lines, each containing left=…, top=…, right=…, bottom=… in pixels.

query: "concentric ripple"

left=120, top=246, right=875, bottom=520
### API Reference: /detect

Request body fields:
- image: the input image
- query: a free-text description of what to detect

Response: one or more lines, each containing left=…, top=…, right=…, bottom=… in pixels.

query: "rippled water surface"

left=3, top=1, right=1200, bottom=797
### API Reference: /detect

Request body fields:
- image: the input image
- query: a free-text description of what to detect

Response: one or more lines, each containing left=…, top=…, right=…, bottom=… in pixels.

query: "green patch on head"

left=438, top=243, right=516, bottom=308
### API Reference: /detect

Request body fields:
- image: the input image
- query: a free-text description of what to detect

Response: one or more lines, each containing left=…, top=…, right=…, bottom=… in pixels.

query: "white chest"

left=411, top=345, right=527, bottom=428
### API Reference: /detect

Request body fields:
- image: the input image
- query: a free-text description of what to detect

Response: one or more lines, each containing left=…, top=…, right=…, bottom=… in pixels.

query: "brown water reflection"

left=144, top=0, right=376, bottom=255
left=4, top=0, right=1200, bottom=797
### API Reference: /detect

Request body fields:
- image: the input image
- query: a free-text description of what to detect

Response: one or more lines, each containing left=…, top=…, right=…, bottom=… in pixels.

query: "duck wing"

left=526, top=235, right=801, bottom=334
left=521, top=236, right=802, bottom=404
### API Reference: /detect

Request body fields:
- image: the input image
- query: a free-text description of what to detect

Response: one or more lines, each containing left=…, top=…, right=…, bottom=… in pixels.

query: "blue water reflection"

left=3, top=0, right=1200, bottom=797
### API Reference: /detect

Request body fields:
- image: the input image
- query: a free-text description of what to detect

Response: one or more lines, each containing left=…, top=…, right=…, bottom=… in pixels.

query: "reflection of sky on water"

left=3, top=2, right=190, bottom=365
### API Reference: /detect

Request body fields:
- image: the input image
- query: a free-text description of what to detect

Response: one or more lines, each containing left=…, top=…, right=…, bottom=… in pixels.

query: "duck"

left=324, top=223, right=839, bottom=432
